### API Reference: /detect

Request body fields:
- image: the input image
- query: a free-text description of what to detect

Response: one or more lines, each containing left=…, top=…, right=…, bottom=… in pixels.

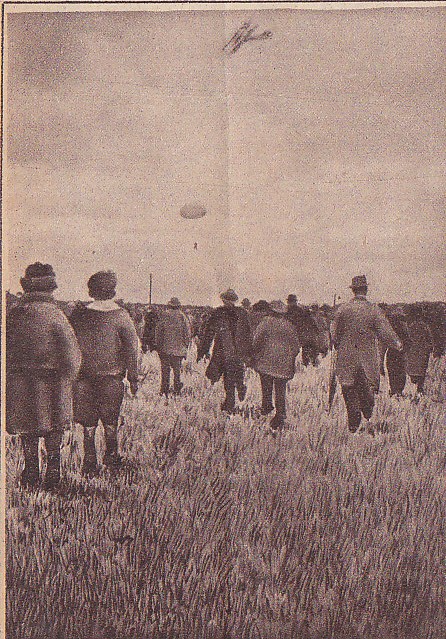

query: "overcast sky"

left=4, top=5, right=445, bottom=304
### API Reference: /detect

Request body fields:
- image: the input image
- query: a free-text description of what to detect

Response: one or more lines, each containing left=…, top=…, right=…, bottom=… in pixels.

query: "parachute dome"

left=180, top=203, right=207, bottom=220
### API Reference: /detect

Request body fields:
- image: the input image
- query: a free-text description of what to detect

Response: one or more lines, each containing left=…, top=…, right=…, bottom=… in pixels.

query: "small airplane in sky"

left=223, top=21, right=273, bottom=54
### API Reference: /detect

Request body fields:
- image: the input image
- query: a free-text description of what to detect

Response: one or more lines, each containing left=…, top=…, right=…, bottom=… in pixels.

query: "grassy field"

left=6, top=347, right=446, bottom=639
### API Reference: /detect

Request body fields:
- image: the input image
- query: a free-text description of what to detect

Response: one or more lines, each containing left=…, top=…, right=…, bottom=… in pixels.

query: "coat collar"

left=21, top=291, right=56, bottom=304
left=353, top=295, right=368, bottom=301
left=88, top=300, right=121, bottom=312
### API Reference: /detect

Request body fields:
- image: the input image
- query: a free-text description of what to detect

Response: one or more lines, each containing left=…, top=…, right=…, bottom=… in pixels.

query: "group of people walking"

left=6, top=262, right=437, bottom=490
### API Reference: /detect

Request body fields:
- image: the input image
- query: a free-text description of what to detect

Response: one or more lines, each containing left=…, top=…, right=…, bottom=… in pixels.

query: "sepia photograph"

left=2, top=2, right=445, bottom=638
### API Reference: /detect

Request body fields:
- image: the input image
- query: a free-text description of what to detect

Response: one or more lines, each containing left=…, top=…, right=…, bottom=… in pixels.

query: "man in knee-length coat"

left=331, top=276, right=402, bottom=432
left=6, top=263, right=82, bottom=489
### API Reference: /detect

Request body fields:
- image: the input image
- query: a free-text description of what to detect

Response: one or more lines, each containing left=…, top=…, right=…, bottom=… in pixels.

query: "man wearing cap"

left=197, top=289, right=252, bottom=414
left=331, top=275, right=402, bottom=432
left=253, top=300, right=300, bottom=430
left=69, top=271, right=139, bottom=474
left=155, top=298, right=192, bottom=396
left=6, top=262, right=82, bottom=489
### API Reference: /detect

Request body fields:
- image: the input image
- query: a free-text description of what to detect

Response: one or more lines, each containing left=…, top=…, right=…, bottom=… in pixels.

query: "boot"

left=103, top=425, right=122, bottom=469
left=20, top=435, right=40, bottom=489
left=82, top=426, right=99, bottom=477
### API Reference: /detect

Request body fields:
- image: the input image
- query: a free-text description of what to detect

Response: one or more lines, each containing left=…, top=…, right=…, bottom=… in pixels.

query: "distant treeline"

left=5, top=291, right=446, bottom=356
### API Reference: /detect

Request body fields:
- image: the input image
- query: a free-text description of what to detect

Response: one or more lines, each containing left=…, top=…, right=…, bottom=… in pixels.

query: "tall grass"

left=6, top=350, right=446, bottom=639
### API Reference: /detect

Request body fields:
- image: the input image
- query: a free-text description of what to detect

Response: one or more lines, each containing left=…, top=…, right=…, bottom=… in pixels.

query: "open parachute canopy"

left=180, top=203, right=207, bottom=220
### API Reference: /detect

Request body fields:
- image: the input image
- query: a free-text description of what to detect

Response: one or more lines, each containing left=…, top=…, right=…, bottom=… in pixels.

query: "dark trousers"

left=341, top=377, right=375, bottom=433
left=222, top=366, right=246, bottom=412
left=260, top=374, right=287, bottom=419
left=159, top=353, right=183, bottom=395
left=386, top=350, right=406, bottom=396
left=20, top=431, right=63, bottom=488
left=410, top=374, right=426, bottom=394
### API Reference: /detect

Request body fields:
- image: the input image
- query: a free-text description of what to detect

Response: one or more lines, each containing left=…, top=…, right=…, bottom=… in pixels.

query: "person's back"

left=8, top=295, right=80, bottom=375
left=156, top=307, right=191, bottom=358
left=197, top=289, right=251, bottom=413
left=254, top=314, right=300, bottom=380
left=331, top=276, right=401, bottom=433
left=69, top=271, right=138, bottom=474
left=70, top=303, right=138, bottom=378
left=6, top=262, right=81, bottom=489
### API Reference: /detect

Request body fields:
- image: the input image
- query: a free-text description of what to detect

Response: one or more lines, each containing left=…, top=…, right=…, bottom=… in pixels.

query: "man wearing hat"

left=155, top=297, right=192, bottom=396
left=69, top=271, right=139, bottom=474
left=6, top=262, right=82, bottom=489
left=331, top=275, right=402, bottom=432
left=197, top=289, right=252, bottom=414
left=253, top=300, right=300, bottom=430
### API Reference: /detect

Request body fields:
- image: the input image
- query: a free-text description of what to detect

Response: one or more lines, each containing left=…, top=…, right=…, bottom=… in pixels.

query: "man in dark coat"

left=286, top=294, right=320, bottom=366
left=155, top=298, right=192, bottom=396
left=406, top=305, right=434, bottom=394
left=331, top=276, right=402, bottom=433
left=70, top=271, right=139, bottom=475
left=6, top=263, right=81, bottom=489
left=197, top=289, right=252, bottom=414
left=379, top=305, right=411, bottom=396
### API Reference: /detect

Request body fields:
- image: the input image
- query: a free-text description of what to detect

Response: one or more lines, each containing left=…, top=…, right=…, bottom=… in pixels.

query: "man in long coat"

left=197, top=289, right=252, bottom=414
left=331, top=276, right=402, bottom=432
left=155, top=297, right=192, bottom=396
left=253, top=300, right=300, bottom=430
left=6, top=263, right=81, bottom=489
left=70, top=271, right=139, bottom=474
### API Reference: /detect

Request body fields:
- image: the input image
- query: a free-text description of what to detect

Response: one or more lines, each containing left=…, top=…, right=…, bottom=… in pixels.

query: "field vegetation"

left=6, top=347, right=446, bottom=639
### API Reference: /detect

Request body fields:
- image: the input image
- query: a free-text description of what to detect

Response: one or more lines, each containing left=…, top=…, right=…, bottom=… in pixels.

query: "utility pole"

left=149, top=273, right=153, bottom=305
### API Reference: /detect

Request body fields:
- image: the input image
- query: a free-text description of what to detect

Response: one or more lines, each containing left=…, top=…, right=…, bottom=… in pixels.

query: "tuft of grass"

left=6, top=352, right=446, bottom=639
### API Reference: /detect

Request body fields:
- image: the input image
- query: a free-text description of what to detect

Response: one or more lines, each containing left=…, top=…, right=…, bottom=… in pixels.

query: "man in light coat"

left=6, top=263, right=81, bottom=489
left=155, top=298, right=192, bottom=396
left=331, top=276, right=402, bottom=433
left=253, top=300, right=300, bottom=430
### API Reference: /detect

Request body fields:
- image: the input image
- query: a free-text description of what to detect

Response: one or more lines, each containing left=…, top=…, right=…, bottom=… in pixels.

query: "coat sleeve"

left=119, top=314, right=140, bottom=382
left=197, top=312, right=216, bottom=359
left=54, top=315, right=82, bottom=379
left=373, top=308, right=402, bottom=350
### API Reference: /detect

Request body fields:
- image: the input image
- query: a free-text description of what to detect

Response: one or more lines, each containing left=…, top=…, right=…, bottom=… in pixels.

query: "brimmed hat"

left=350, top=275, right=368, bottom=290
left=287, top=294, right=298, bottom=304
left=168, top=297, right=181, bottom=308
left=20, top=262, right=57, bottom=292
left=270, top=300, right=287, bottom=314
left=88, top=270, right=117, bottom=300
left=220, top=289, right=238, bottom=302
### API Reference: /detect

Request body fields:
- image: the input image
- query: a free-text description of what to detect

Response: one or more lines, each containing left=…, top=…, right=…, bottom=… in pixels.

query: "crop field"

left=5, top=347, right=446, bottom=639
